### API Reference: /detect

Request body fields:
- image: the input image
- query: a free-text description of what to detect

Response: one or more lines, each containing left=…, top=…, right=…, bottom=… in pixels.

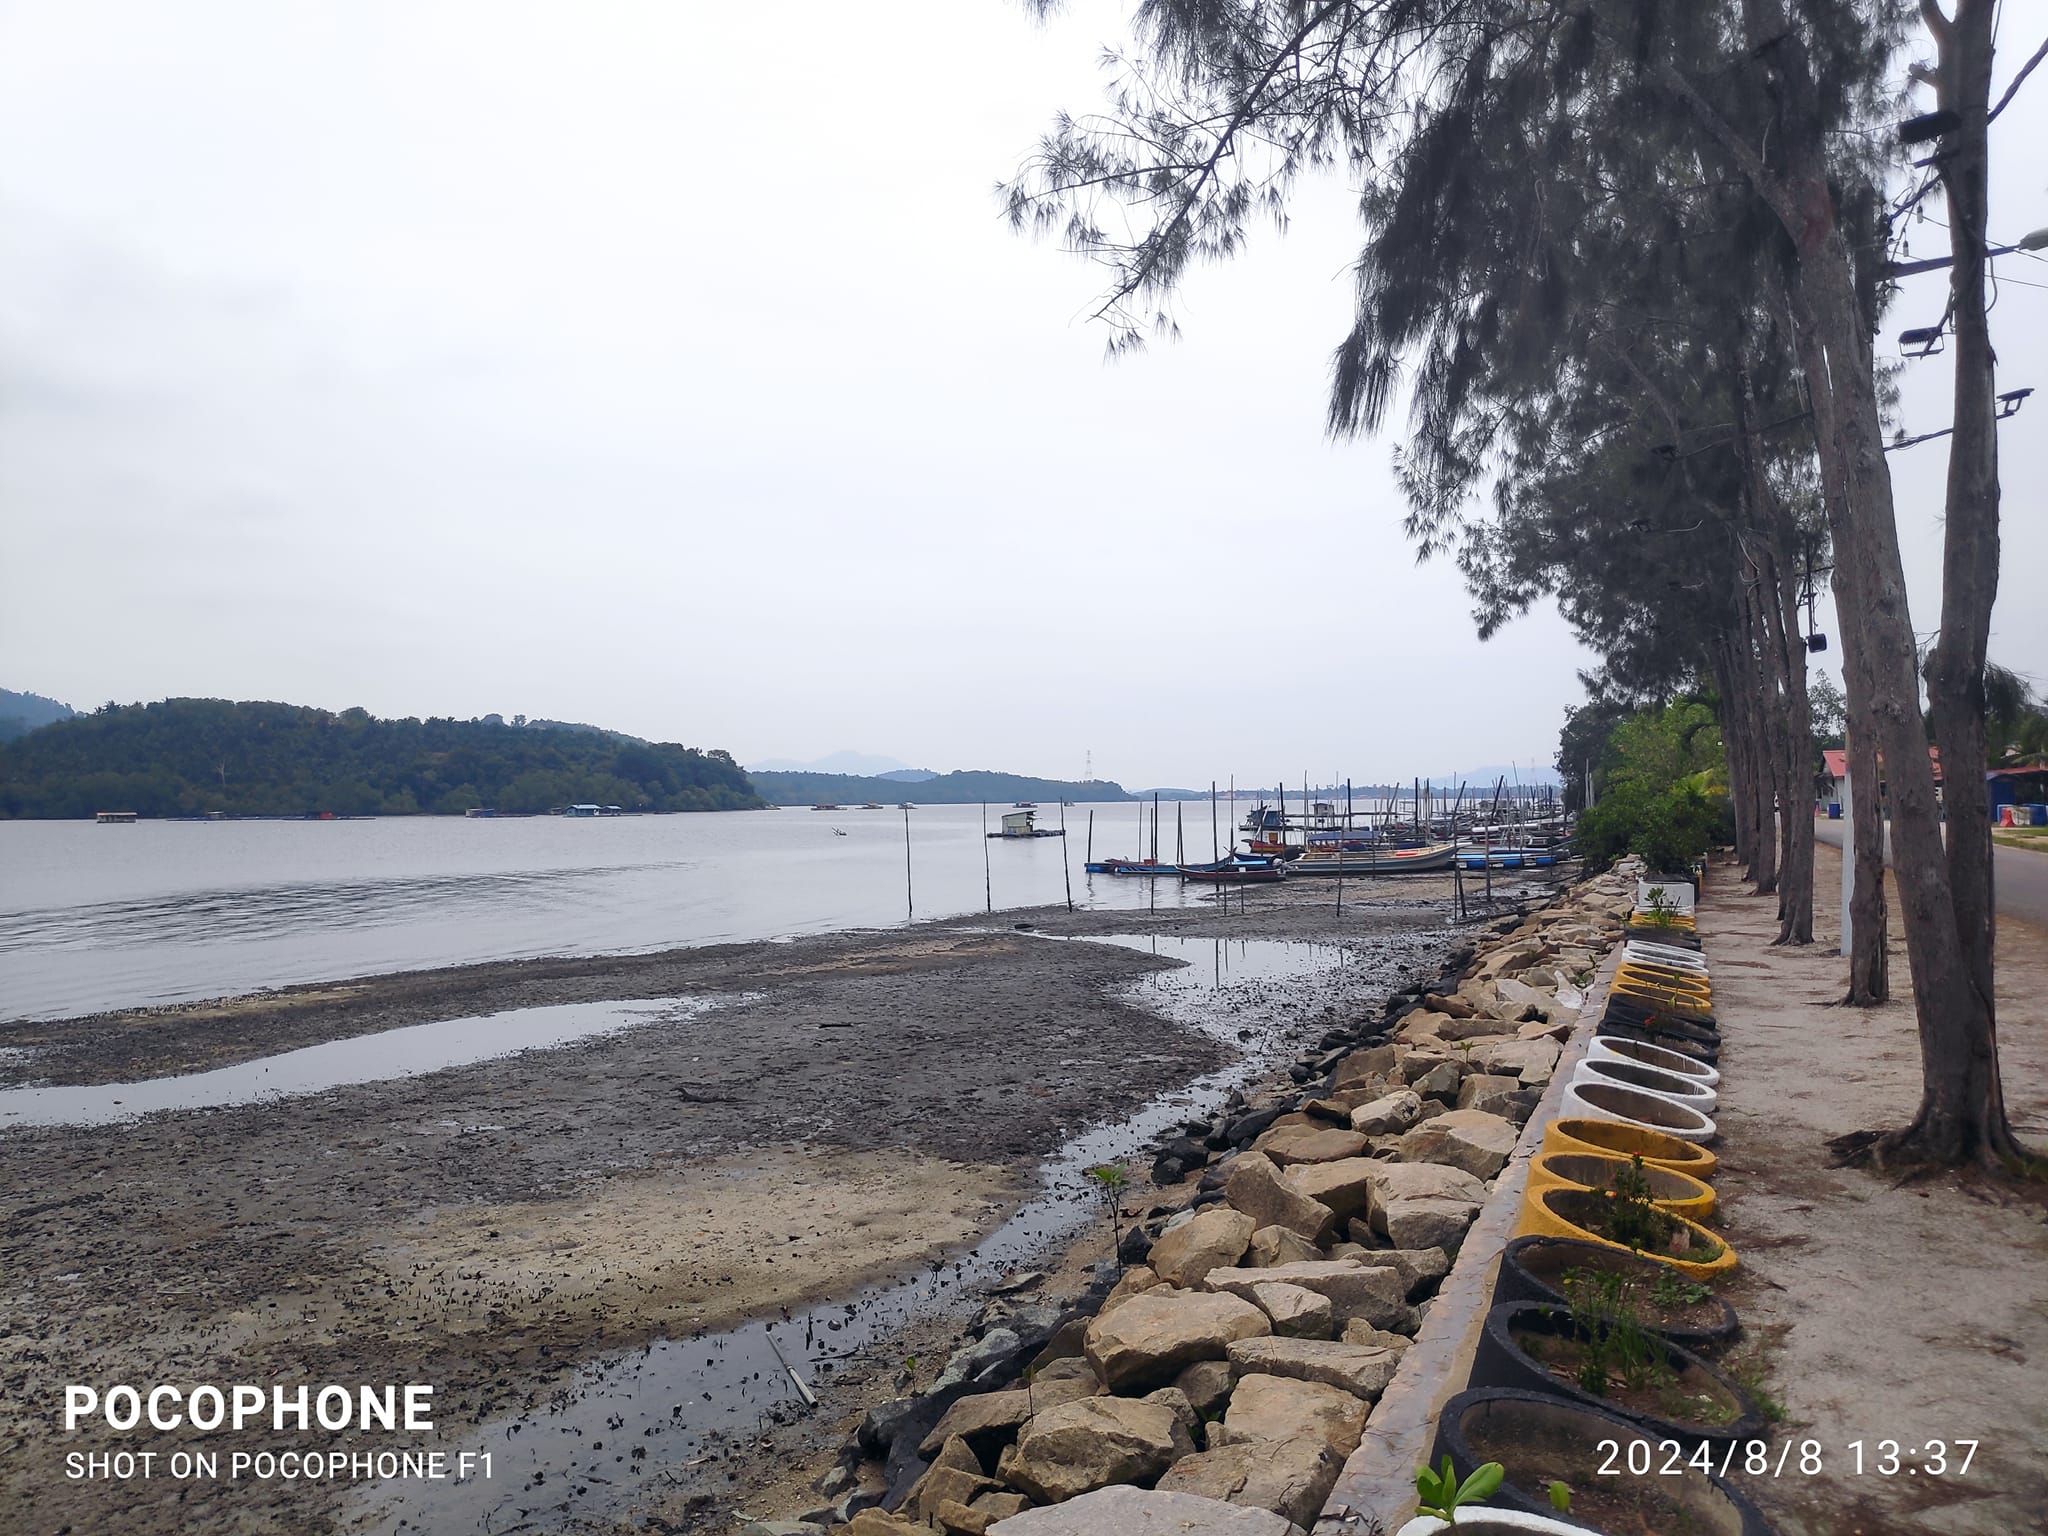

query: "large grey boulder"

left=1468, top=1037, right=1563, bottom=1085
left=1155, top=1437, right=1342, bottom=1529
left=1395, top=1108, right=1520, bottom=1179
left=1277, top=1157, right=1381, bottom=1222
left=1223, top=1154, right=1339, bottom=1245
left=1454, top=1073, right=1526, bottom=1116
left=1084, top=1287, right=1271, bottom=1392
left=1360, top=1162, right=1486, bottom=1234
left=1246, top=1282, right=1332, bottom=1339
left=1222, top=1337, right=1402, bottom=1401
left=1147, top=1208, right=1257, bottom=1288
left=1382, top=1196, right=1482, bottom=1252
left=997, top=1397, right=1195, bottom=1504
left=1243, top=1225, right=1322, bottom=1269
left=1265, top=1128, right=1369, bottom=1166
left=987, top=1484, right=1304, bottom=1536
left=1205, top=1260, right=1410, bottom=1331
left=1208, top=1372, right=1369, bottom=1456
left=1347, top=1089, right=1422, bottom=1136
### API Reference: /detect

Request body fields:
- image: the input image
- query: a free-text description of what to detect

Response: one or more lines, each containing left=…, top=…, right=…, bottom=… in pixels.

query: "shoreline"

left=0, top=876, right=1521, bottom=1535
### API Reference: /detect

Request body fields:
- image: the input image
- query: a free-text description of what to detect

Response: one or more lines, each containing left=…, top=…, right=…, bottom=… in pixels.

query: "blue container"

left=1827, top=803, right=1842, bottom=819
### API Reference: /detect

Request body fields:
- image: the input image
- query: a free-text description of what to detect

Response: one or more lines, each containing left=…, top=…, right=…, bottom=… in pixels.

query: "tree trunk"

left=1912, top=0, right=2017, bottom=1162
left=1712, top=644, right=1754, bottom=869
left=1762, top=535, right=1816, bottom=943
left=1768, top=263, right=1889, bottom=993
left=1923, top=0, right=1999, bottom=1008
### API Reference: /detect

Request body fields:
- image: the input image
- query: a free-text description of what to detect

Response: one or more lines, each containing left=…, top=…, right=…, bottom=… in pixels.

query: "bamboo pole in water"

left=1176, top=801, right=1184, bottom=866
left=1210, top=781, right=1219, bottom=862
left=981, top=802, right=992, bottom=912
left=1060, top=802, right=1074, bottom=912
left=1086, top=809, right=1094, bottom=866
left=903, top=806, right=914, bottom=918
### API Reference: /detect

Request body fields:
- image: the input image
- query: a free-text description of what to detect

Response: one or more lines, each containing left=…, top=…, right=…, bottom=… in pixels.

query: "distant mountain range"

left=0, top=688, right=76, bottom=744
left=750, top=750, right=930, bottom=777
left=748, top=769, right=1132, bottom=806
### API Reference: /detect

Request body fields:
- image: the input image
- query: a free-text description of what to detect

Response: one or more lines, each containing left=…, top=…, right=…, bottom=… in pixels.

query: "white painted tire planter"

left=1623, top=939, right=1711, bottom=973
left=1571, top=1057, right=1718, bottom=1111
left=1398, top=1515, right=1590, bottom=1536
left=1636, top=878, right=1696, bottom=913
left=1559, top=1077, right=1717, bottom=1143
left=1590, top=1033, right=1722, bottom=1086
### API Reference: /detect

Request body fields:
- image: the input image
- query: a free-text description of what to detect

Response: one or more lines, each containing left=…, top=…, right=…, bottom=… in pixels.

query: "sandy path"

left=1701, top=843, right=2048, bottom=1535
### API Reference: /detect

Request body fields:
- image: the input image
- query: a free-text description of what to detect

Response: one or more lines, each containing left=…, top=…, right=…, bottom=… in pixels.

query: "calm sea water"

left=0, top=802, right=1236, bottom=1020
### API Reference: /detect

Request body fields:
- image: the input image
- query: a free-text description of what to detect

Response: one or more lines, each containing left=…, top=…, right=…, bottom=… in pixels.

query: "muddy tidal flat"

left=0, top=884, right=1479, bottom=1536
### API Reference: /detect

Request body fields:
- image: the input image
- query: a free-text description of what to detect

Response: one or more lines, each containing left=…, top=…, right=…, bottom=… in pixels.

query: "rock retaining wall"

left=752, top=869, right=1642, bottom=1536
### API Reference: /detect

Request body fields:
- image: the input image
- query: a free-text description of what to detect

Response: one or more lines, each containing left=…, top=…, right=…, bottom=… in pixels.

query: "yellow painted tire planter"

left=1609, top=980, right=1716, bottom=1022
left=1527, top=1149, right=1718, bottom=1222
left=1615, top=963, right=1713, bottom=998
left=1513, top=1184, right=1739, bottom=1282
left=1544, top=1116, right=1719, bottom=1179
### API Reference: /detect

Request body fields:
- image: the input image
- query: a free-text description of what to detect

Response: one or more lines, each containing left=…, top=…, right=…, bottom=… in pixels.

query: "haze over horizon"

left=4, top=2, right=2043, bottom=790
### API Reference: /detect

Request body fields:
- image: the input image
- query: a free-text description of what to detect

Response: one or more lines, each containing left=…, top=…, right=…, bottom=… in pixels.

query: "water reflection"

left=0, top=996, right=723, bottom=1128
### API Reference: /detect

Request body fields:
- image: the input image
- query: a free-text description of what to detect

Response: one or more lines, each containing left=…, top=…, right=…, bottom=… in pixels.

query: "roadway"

left=1813, top=816, right=2048, bottom=928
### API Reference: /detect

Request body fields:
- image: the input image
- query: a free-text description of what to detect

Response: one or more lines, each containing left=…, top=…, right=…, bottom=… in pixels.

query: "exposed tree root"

left=1826, top=1122, right=2045, bottom=1178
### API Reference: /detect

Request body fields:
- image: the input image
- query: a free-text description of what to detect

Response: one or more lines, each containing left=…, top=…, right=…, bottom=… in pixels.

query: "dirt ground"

left=0, top=881, right=1476, bottom=1536
left=1700, top=842, right=2048, bottom=1535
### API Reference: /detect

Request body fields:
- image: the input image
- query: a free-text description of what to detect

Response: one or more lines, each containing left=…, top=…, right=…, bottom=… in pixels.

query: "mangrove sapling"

left=1414, top=1456, right=1504, bottom=1526
left=1084, top=1164, right=1129, bottom=1263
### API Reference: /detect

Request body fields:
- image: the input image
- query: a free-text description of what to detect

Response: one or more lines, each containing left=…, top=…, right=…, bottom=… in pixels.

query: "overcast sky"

left=2, top=3, right=2042, bottom=790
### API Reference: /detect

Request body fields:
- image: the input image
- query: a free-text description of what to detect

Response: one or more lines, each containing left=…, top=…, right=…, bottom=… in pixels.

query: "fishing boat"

left=1180, top=861, right=1283, bottom=884
left=1085, top=857, right=1177, bottom=876
left=1289, top=840, right=1460, bottom=875
left=95, top=810, right=138, bottom=824
left=1455, top=847, right=1559, bottom=869
left=860, top=801, right=884, bottom=809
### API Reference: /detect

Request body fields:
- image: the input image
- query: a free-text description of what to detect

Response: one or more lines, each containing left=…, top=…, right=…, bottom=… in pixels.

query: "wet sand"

left=0, top=879, right=1502, bottom=1535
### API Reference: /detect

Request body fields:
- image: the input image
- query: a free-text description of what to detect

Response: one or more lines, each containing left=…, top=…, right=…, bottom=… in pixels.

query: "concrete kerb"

left=1314, top=920, right=1629, bottom=1535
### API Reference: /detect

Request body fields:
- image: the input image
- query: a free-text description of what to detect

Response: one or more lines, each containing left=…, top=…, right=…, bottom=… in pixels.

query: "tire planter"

left=1395, top=1513, right=1590, bottom=1536
left=1610, top=979, right=1716, bottom=1024
left=1431, top=1388, right=1772, bottom=1535
left=1588, top=1034, right=1721, bottom=1087
left=1492, top=1235, right=1741, bottom=1351
left=1543, top=1117, right=1719, bottom=1179
left=1515, top=1185, right=1738, bottom=1282
left=1615, top=961, right=1713, bottom=997
left=1624, top=923, right=1701, bottom=950
left=1558, top=1078, right=1718, bottom=1144
left=1528, top=1149, right=1717, bottom=1222
left=1600, top=994, right=1720, bottom=1040
left=1621, top=939, right=1710, bottom=971
left=1596, top=1013, right=1720, bottom=1064
left=1471, top=1304, right=1765, bottom=1448
left=1571, top=1057, right=1719, bottom=1112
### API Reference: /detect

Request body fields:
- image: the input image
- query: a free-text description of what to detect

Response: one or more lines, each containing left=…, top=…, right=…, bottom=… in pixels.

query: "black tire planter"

left=1596, top=1017, right=1721, bottom=1065
left=1431, top=1388, right=1772, bottom=1536
left=1623, top=924, right=1702, bottom=950
left=1601, top=997, right=1721, bottom=1043
left=1471, top=1303, right=1764, bottom=1448
left=1492, top=1235, right=1742, bottom=1352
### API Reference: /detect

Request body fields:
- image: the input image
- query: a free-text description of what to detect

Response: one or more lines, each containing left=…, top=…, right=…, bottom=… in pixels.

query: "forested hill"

left=0, top=688, right=75, bottom=743
left=0, top=699, right=761, bottom=818
left=749, top=769, right=1129, bottom=806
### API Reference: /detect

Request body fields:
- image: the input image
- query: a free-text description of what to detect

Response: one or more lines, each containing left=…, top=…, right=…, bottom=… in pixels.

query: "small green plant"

left=1649, top=1268, right=1712, bottom=1311
left=1547, top=1480, right=1572, bottom=1514
left=1640, top=887, right=1681, bottom=929
left=1085, top=1164, right=1130, bottom=1261
left=1414, top=1456, right=1503, bottom=1525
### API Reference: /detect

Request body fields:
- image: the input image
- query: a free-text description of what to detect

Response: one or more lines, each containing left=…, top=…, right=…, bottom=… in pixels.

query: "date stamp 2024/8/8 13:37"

left=1597, top=1437, right=1981, bottom=1481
